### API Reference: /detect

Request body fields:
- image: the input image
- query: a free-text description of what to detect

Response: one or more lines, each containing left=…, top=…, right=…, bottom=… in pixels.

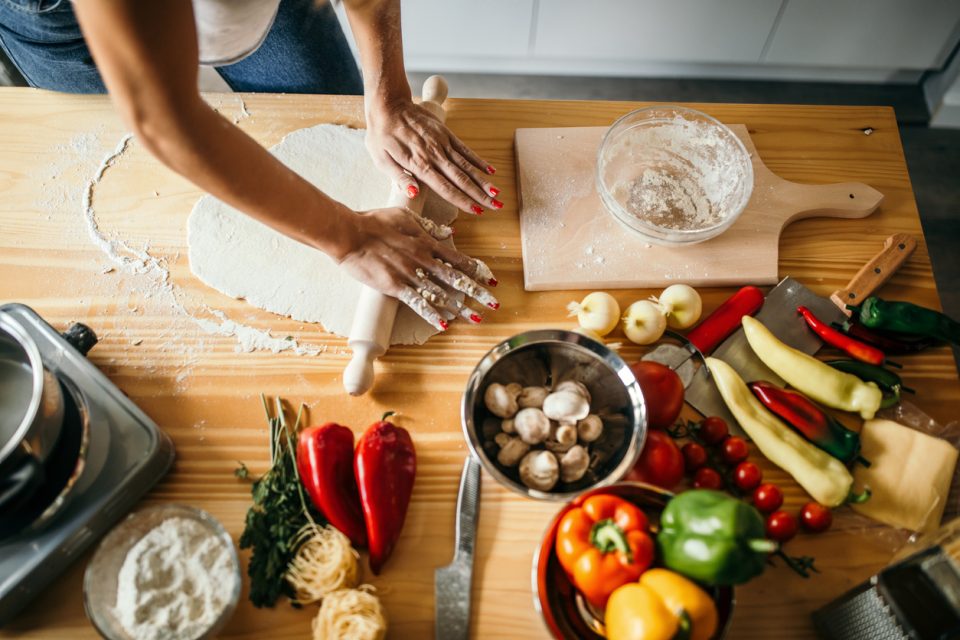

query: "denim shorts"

left=0, top=0, right=362, bottom=94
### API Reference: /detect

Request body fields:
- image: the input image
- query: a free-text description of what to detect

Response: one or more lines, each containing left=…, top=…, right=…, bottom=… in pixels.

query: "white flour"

left=602, top=115, right=751, bottom=231
left=114, top=517, right=237, bottom=640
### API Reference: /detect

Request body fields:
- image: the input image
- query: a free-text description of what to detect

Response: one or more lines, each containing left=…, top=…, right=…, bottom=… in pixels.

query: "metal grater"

left=813, top=546, right=960, bottom=640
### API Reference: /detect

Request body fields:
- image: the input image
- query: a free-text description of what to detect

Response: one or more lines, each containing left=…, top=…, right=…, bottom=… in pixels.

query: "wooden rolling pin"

left=343, top=75, right=449, bottom=396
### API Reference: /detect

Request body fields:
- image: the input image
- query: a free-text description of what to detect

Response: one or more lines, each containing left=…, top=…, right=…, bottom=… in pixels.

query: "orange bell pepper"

left=606, top=568, right=719, bottom=640
left=555, top=494, right=654, bottom=609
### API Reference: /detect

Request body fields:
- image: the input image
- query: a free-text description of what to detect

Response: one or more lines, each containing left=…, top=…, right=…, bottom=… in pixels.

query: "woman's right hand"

left=333, top=206, right=499, bottom=330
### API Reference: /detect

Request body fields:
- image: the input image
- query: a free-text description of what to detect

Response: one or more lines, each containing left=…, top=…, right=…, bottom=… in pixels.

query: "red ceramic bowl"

left=532, top=482, right=735, bottom=639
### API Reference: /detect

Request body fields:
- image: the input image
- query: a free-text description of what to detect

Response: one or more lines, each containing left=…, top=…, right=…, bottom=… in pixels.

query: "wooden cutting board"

left=516, top=125, right=884, bottom=291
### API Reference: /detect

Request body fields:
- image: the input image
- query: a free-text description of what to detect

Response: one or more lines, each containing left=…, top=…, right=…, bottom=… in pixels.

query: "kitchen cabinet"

left=401, top=0, right=535, bottom=59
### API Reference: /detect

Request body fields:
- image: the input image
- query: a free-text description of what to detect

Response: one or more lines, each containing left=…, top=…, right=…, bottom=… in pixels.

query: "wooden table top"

left=0, top=88, right=957, bottom=639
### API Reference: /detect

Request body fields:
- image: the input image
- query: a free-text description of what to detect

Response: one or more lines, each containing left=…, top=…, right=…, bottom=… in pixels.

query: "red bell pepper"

left=686, top=286, right=765, bottom=354
left=797, top=305, right=887, bottom=366
left=297, top=423, right=367, bottom=547
left=355, top=413, right=417, bottom=574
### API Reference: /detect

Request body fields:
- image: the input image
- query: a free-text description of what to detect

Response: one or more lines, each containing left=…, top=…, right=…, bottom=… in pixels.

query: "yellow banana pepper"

left=705, top=357, right=854, bottom=507
left=742, top=315, right=882, bottom=420
left=606, top=569, right=718, bottom=640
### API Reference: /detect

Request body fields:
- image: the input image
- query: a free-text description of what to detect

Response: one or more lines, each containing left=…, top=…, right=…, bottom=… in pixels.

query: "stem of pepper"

left=845, top=487, right=872, bottom=504
left=590, top=519, right=633, bottom=561
left=747, top=538, right=779, bottom=554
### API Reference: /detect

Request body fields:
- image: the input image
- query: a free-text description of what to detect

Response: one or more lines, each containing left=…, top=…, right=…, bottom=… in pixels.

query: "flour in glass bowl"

left=601, top=112, right=752, bottom=234
left=114, top=517, right=238, bottom=640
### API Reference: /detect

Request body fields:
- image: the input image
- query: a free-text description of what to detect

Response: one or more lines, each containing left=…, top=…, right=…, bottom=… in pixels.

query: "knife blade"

left=435, top=456, right=481, bottom=640
left=685, top=234, right=917, bottom=427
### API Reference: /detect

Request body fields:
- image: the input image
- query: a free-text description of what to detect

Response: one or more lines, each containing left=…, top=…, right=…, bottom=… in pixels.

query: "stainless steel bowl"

left=461, top=330, right=646, bottom=501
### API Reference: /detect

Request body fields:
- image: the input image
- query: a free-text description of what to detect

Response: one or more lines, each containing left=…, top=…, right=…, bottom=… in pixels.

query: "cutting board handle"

left=777, top=181, right=884, bottom=227
left=830, top=233, right=917, bottom=314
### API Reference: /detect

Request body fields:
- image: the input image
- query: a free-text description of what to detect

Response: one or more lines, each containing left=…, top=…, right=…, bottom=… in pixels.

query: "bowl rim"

left=460, top=329, right=647, bottom=502
left=595, top=104, right=755, bottom=243
left=83, top=503, right=242, bottom=640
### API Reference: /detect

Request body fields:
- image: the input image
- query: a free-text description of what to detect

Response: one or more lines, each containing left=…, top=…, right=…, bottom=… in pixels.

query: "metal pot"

left=0, top=312, right=66, bottom=513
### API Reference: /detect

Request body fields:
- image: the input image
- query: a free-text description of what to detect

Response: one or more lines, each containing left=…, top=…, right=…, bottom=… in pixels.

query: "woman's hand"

left=335, top=206, right=499, bottom=330
left=364, top=98, right=503, bottom=216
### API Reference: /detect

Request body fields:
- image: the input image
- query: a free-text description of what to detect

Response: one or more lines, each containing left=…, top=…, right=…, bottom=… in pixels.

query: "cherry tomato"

left=765, top=510, right=798, bottom=542
left=721, top=436, right=749, bottom=464
left=698, top=417, right=729, bottom=445
left=693, top=467, right=723, bottom=490
left=752, top=483, right=783, bottom=513
left=626, top=431, right=685, bottom=489
left=733, top=461, right=762, bottom=492
left=681, top=442, right=708, bottom=472
left=800, top=502, right=833, bottom=533
left=630, top=361, right=685, bottom=430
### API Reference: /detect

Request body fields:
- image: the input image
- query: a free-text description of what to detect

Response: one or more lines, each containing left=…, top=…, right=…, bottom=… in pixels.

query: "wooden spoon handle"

left=830, top=233, right=917, bottom=315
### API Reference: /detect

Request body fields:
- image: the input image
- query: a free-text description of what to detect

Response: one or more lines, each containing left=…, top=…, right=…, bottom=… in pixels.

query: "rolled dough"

left=187, top=124, right=458, bottom=345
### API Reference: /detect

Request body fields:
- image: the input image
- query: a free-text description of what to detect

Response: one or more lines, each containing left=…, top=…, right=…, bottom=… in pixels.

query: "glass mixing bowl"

left=596, top=105, right=754, bottom=245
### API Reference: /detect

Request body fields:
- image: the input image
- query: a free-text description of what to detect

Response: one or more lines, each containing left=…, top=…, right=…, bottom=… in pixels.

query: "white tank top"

left=193, top=0, right=281, bottom=66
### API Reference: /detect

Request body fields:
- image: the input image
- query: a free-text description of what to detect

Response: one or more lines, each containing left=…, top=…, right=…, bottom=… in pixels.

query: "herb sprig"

left=236, top=395, right=322, bottom=607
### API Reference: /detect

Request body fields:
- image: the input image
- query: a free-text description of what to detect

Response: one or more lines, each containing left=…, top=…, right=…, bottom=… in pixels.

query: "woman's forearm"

left=342, top=0, right=410, bottom=112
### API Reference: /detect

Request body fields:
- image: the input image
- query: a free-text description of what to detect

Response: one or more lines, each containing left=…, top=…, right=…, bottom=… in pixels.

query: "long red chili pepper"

left=297, top=423, right=367, bottom=547
left=687, top=286, right=765, bottom=354
left=797, top=305, right=886, bottom=366
left=836, top=319, right=933, bottom=356
left=354, top=412, right=417, bottom=574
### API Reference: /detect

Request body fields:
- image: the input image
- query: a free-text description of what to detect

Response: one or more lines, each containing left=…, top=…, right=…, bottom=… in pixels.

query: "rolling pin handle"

left=422, top=75, right=448, bottom=106
left=343, top=342, right=381, bottom=397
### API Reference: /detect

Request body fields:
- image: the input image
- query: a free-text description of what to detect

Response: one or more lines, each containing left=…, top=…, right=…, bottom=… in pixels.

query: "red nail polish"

left=439, top=319, right=449, bottom=330
left=471, top=204, right=484, bottom=215
left=491, top=199, right=504, bottom=209
left=489, top=186, right=500, bottom=197
left=407, top=185, right=419, bottom=198
left=488, top=277, right=498, bottom=287
left=486, top=165, right=496, bottom=175
left=488, top=302, right=500, bottom=310
left=450, top=227, right=456, bottom=235
left=470, top=313, right=483, bottom=324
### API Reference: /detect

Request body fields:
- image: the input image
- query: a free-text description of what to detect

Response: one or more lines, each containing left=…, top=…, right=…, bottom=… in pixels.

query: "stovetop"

left=0, top=304, right=174, bottom=626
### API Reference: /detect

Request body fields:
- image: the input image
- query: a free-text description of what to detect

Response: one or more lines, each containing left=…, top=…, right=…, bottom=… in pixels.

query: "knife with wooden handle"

left=435, top=456, right=481, bottom=640
left=343, top=75, right=449, bottom=396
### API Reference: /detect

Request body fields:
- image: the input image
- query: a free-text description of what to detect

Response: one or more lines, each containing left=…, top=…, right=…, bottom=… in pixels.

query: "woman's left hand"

left=364, top=97, right=503, bottom=216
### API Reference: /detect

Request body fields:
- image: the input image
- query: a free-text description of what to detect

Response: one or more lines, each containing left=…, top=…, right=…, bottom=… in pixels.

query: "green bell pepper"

left=657, top=490, right=777, bottom=586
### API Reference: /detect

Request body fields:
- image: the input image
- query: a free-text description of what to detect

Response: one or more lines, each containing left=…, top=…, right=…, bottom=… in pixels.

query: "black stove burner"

left=0, top=381, right=85, bottom=540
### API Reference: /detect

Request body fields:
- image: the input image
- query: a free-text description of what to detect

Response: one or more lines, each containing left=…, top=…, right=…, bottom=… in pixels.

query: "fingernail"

left=439, top=319, right=449, bottom=330
left=470, top=313, right=483, bottom=324
left=450, top=227, right=456, bottom=236
left=491, top=199, right=504, bottom=209
left=471, top=205, right=484, bottom=215
left=407, top=185, right=419, bottom=198
left=486, top=165, right=496, bottom=175
left=488, top=277, right=498, bottom=287
left=489, top=186, right=500, bottom=197
left=488, top=301, right=500, bottom=310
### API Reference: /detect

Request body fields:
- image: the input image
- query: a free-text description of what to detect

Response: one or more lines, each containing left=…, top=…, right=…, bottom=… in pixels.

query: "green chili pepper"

left=657, top=490, right=776, bottom=586
left=850, top=297, right=960, bottom=345
left=824, top=359, right=913, bottom=409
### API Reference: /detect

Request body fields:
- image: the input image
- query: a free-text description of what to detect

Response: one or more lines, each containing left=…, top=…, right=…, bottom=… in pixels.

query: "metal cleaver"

left=684, top=234, right=917, bottom=428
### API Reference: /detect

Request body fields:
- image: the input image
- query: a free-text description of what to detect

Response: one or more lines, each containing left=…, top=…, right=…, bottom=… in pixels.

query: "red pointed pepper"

left=297, top=423, right=367, bottom=547
left=797, top=305, right=888, bottom=366
left=354, top=413, right=417, bottom=574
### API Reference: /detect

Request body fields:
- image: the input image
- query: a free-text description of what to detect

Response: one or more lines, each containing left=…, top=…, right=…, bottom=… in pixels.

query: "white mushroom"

left=553, top=380, right=592, bottom=404
left=519, top=450, right=560, bottom=492
left=517, top=386, right=550, bottom=409
left=495, top=434, right=530, bottom=467
left=560, top=445, right=590, bottom=483
left=544, top=421, right=577, bottom=454
left=505, top=382, right=523, bottom=396
left=501, top=418, right=515, bottom=434
left=577, top=415, right=604, bottom=443
left=484, top=383, right=520, bottom=419
left=514, top=407, right=552, bottom=445
left=543, top=390, right=590, bottom=423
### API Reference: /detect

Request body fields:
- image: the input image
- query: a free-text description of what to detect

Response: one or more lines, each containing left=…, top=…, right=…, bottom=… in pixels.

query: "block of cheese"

left=852, top=418, right=958, bottom=532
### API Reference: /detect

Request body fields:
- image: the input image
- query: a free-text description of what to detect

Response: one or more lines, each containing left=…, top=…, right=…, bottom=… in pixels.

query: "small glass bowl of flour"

left=83, top=504, right=241, bottom=640
left=597, top=105, right=754, bottom=245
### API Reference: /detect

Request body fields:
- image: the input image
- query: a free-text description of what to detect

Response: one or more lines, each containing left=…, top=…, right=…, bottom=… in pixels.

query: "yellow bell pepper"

left=606, top=569, right=718, bottom=640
